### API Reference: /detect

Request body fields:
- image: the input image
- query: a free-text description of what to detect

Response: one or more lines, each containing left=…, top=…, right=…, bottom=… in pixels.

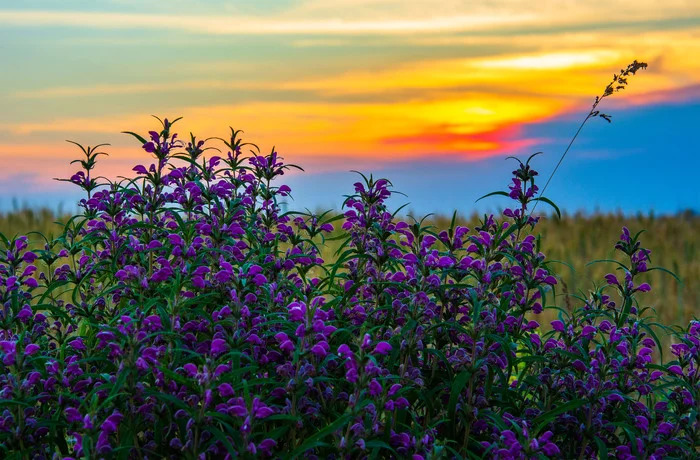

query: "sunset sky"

left=1, top=0, right=698, bottom=216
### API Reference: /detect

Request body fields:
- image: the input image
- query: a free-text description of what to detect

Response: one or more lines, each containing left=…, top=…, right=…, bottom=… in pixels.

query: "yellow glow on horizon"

left=472, top=50, right=621, bottom=70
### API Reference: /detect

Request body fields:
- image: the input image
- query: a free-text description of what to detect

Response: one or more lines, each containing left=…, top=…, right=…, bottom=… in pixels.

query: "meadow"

left=2, top=61, right=700, bottom=459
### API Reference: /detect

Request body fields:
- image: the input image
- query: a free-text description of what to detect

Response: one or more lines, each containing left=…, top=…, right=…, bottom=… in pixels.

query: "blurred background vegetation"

left=1, top=207, right=696, bottom=347
left=424, top=211, right=698, bottom=333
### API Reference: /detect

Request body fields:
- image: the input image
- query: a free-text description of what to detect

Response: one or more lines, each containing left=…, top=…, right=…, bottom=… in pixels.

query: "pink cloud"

left=380, top=123, right=549, bottom=161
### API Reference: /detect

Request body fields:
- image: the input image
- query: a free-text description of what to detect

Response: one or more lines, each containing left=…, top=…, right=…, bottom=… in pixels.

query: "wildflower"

left=372, top=341, right=392, bottom=355
left=210, top=338, right=228, bottom=356
left=23, top=343, right=40, bottom=356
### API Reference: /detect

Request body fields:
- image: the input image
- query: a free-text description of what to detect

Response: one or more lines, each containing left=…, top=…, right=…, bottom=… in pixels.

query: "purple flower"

left=541, top=442, right=560, bottom=456
left=82, top=414, right=93, bottom=430
left=252, top=274, right=267, bottom=285
left=530, top=333, right=541, bottom=348
left=338, top=344, right=353, bottom=358
left=394, top=397, right=409, bottom=410
left=102, top=411, right=123, bottom=435
left=68, top=338, right=86, bottom=351
left=346, top=367, right=358, bottom=383
left=218, top=383, right=234, bottom=398
left=635, top=415, right=649, bottom=434
left=368, top=379, right=382, bottom=397
left=543, top=275, right=557, bottom=285
left=551, top=320, right=565, bottom=332
left=167, top=233, right=184, bottom=246
left=23, top=343, right=40, bottom=356
left=288, top=302, right=306, bottom=321
left=372, top=341, right=392, bottom=356
left=437, top=256, right=454, bottom=268
left=169, top=438, right=183, bottom=449
left=143, top=314, right=162, bottom=331
left=258, top=439, right=277, bottom=455
left=581, top=325, right=597, bottom=338
left=253, top=398, right=275, bottom=419
left=310, top=343, right=328, bottom=358
left=211, top=338, right=228, bottom=356
left=183, top=363, right=198, bottom=377
left=657, top=422, right=673, bottom=436
left=638, top=347, right=653, bottom=357
left=671, top=343, right=689, bottom=357
left=620, top=226, right=631, bottom=243
left=65, top=407, right=82, bottom=423
left=668, top=365, right=683, bottom=375
left=230, top=405, right=247, bottom=417
left=24, top=277, right=38, bottom=288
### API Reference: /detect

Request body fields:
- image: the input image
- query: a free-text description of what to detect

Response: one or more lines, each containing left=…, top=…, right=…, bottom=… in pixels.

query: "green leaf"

left=287, top=413, right=352, bottom=457
left=593, top=435, right=608, bottom=458
left=448, top=370, right=471, bottom=424
left=475, top=191, right=510, bottom=203
left=204, top=425, right=237, bottom=454
left=585, top=259, right=629, bottom=270
left=531, top=196, right=561, bottom=219
left=365, top=439, right=394, bottom=451
left=121, top=131, right=148, bottom=145
left=533, top=398, right=588, bottom=434
left=647, top=266, right=682, bottom=283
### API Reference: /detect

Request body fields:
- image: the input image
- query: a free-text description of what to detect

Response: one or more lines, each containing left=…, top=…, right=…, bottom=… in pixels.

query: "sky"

left=0, top=0, right=698, bottom=217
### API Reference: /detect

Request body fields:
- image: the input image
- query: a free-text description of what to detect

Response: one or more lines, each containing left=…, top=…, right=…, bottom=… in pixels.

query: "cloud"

left=273, top=50, right=643, bottom=98
left=0, top=9, right=535, bottom=35
left=291, top=0, right=700, bottom=30
left=472, top=50, right=621, bottom=70
left=2, top=2, right=698, bottom=36
left=11, top=80, right=267, bottom=99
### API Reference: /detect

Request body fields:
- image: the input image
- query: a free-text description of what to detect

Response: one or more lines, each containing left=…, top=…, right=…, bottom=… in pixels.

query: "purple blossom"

left=23, top=343, right=40, bottom=356
left=551, top=320, right=565, bottom=332
left=211, top=338, right=228, bottom=356
left=372, top=341, right=392, bottom=356
left=310, top=341, right=329, bottom=358
left=68, top=338, right=86, bottom=351
left=668, top=365, right=683, bottom=375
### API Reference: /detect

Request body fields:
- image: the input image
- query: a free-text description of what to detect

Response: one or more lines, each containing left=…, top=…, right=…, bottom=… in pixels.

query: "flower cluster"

left=0, top=117, right=695, bottom=459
